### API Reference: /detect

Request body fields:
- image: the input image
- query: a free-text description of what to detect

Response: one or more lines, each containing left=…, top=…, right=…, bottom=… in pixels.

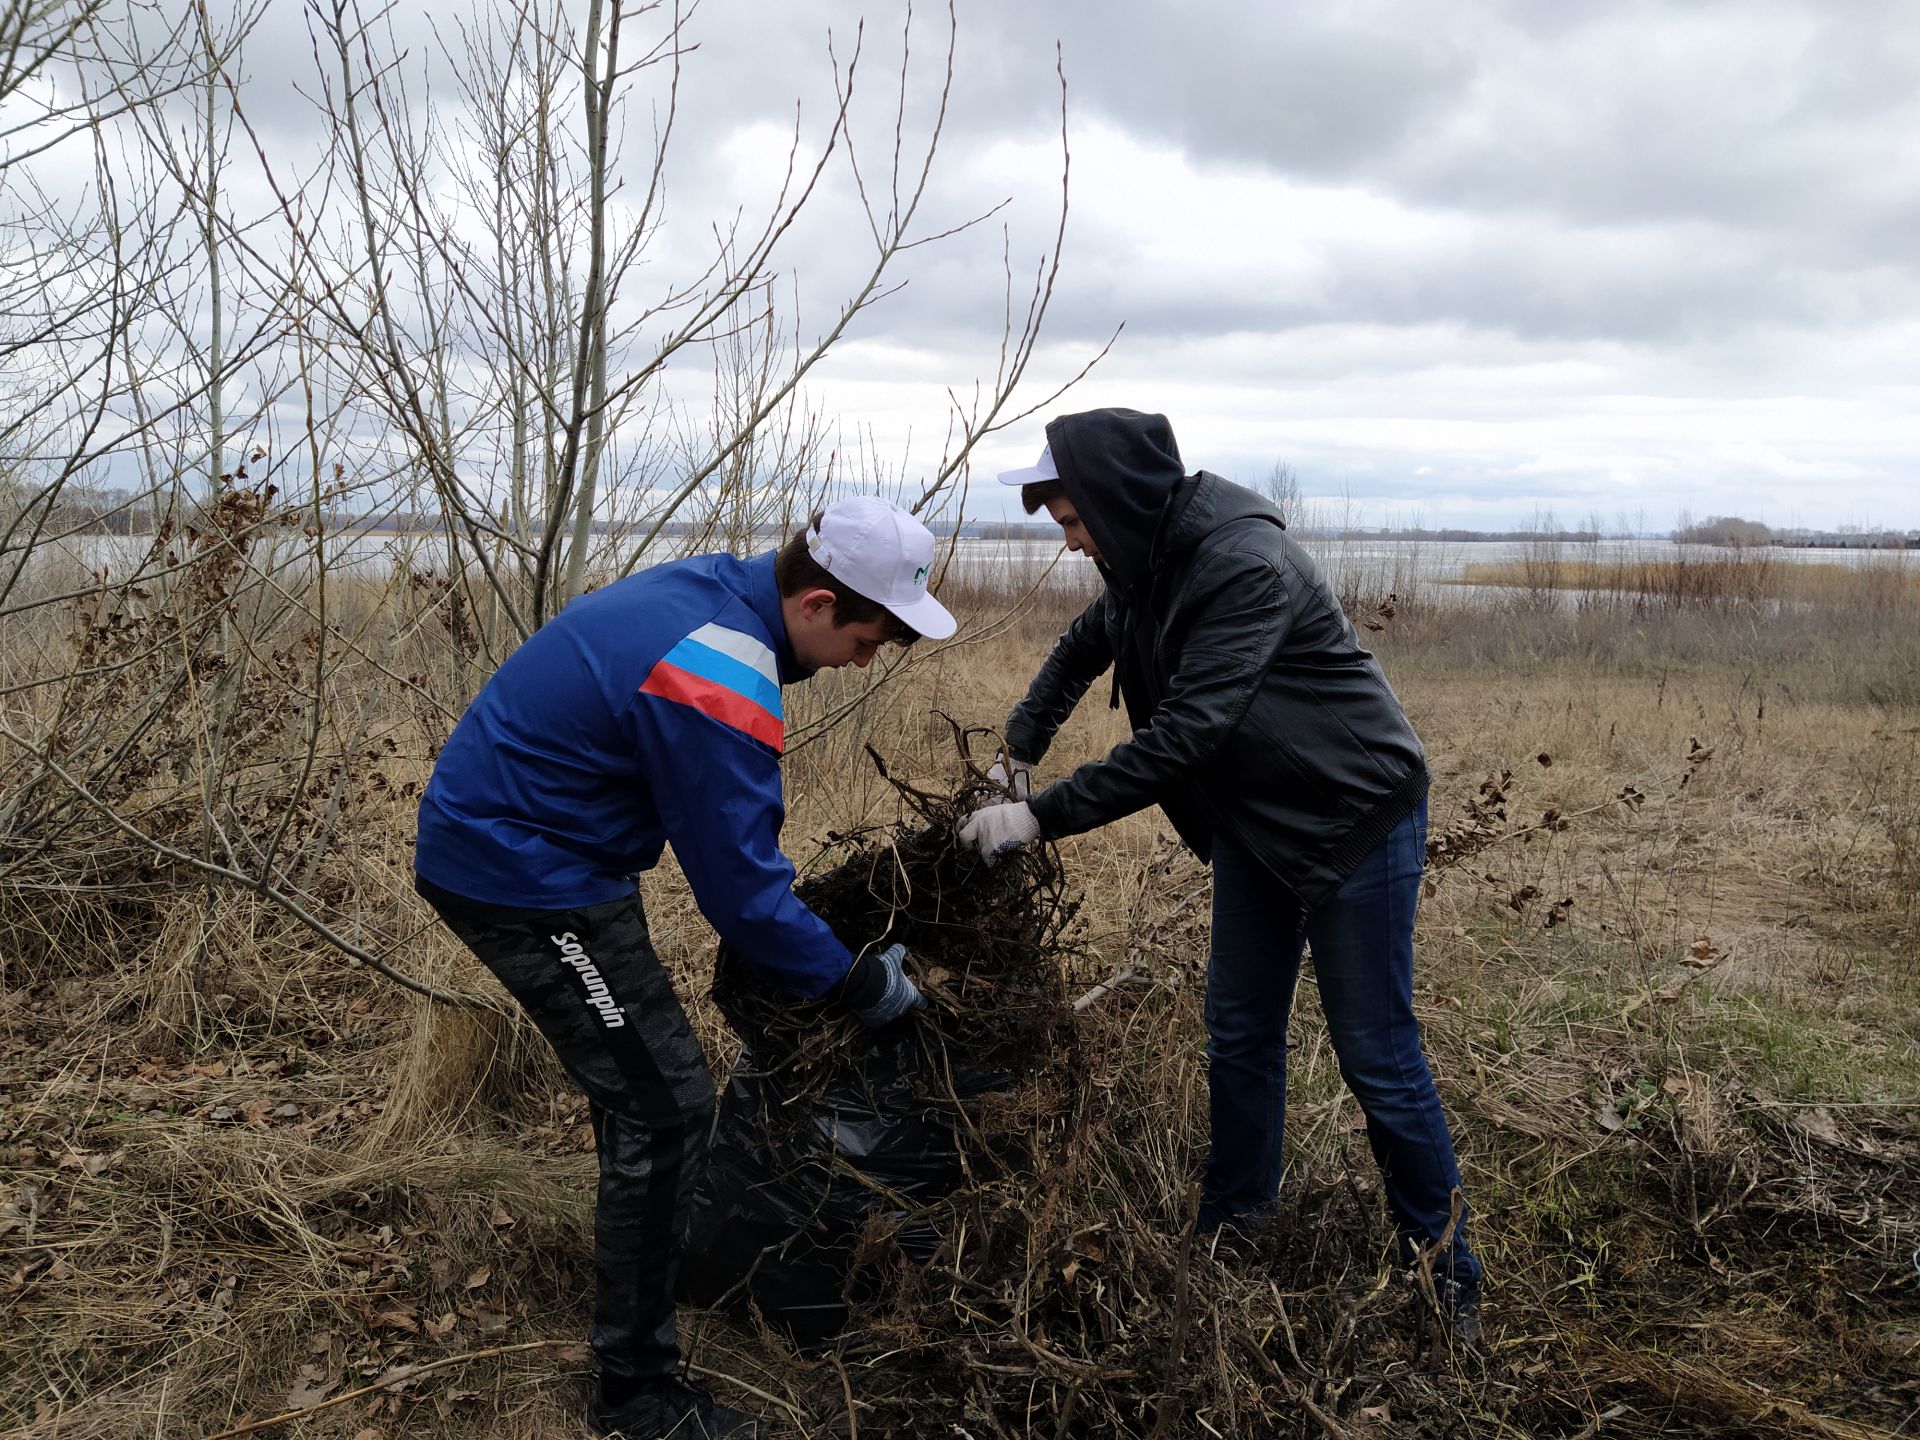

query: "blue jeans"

left=1201, top=800, right=1479, bottom=1286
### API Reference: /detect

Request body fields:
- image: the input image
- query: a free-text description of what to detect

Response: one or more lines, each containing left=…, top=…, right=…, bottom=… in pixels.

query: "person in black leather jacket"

left=959, top=408, right=1482, bottom=1337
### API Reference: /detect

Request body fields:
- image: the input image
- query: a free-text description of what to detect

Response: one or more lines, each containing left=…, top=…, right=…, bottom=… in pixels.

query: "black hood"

left=1158, top=470, right=1287, bottom=561
left=1044, top=408, right=1187, bottom=591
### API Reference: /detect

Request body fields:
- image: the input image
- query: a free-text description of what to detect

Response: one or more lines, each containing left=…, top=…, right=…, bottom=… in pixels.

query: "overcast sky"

left=33, top=0, right=1916, bottom=533
left=629, top=0, right=1919, bottom=532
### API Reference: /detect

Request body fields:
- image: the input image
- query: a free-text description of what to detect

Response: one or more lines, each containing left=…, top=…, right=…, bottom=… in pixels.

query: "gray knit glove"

left=985, top=752, right=1034, bottom=800
left=956, top=799, right=1041, bottom=864
left=851, top=943, right=925, bottom=1029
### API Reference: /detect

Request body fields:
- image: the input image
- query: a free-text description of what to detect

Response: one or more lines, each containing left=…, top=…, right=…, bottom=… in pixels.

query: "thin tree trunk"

left=557, top=0, right=618, bottom=612
left=200, top=2, right=223, bottom=493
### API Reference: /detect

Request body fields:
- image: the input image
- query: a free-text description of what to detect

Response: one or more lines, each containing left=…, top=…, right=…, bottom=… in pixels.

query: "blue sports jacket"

left=414, top=550, right=854, bottom=997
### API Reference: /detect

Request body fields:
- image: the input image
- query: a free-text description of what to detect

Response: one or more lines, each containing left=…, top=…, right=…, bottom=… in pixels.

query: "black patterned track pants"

left=424, top=888, right=717, bottom=1387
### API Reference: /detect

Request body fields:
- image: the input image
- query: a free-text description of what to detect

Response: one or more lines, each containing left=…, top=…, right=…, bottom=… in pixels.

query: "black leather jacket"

left=1007, top=408, right=1428, bottom=912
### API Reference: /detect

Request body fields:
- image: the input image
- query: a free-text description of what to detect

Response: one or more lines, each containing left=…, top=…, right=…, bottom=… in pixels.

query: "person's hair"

left=774, top=513, right=919, bottom=643
left=1021, top=478, right=1067, bottom=515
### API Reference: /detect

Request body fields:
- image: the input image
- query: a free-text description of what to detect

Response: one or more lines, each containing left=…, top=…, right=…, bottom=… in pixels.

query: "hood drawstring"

left=1107, top=583, right=1150, bottom=712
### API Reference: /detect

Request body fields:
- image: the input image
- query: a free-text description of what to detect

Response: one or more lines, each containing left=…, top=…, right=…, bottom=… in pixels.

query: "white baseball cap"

left=996, top=443, right=1059, bottom=487
left=805, top=496, right=957, bottom=640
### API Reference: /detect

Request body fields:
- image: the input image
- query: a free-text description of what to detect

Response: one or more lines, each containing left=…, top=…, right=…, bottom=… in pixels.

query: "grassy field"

left=2, top=523, right=1917, bottom=1438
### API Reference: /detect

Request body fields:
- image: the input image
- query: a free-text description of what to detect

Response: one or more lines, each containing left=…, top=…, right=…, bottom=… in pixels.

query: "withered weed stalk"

left=2, top=540, right=1917, bottom=1437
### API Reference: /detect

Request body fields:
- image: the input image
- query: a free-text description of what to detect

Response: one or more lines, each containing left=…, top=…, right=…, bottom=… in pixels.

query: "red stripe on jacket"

left=639, top=660, right=784, bottom=752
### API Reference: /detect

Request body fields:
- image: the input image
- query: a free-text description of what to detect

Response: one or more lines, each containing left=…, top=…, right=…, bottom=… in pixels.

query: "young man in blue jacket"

left=416, top=496, right=955, bottom=1439
left=961, top=409, right=1482, bottom=1342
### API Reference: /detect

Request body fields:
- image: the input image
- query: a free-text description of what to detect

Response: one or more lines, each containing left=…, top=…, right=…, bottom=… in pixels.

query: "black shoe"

left=587, top=1376, right=766, bottom=1438
left=1198, top=1202, right=1279, bottom=1264
left=1202, top=1217, right=1278, bottom=1265
left=1436, top=1275, right=1483, bottom=1348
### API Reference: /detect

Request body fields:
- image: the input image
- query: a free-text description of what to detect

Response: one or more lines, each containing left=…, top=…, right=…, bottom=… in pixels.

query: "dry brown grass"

left=3, top=547, right=1918, bottom=1437
left=1459, top=548, right=1920, bottom=618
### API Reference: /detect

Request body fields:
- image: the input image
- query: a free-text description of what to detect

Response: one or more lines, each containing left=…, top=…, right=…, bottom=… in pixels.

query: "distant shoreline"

left=48, top=521, right=1920, bottom=550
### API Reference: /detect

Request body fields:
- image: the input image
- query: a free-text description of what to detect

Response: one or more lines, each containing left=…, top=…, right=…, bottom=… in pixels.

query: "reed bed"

left=1459, top=549, right=1920, bottom=617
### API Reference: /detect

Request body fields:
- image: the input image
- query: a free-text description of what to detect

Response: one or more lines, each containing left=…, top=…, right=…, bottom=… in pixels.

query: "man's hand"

left=846, top=942, right=925, bottom=1029
left=956, top=799, right=1041, bottom=863
left=985, top=752, right=1033, bottom=800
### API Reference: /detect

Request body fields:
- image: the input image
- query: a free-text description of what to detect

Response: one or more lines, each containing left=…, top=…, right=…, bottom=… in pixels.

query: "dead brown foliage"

left=3, top=559, right=1919, bottom=1438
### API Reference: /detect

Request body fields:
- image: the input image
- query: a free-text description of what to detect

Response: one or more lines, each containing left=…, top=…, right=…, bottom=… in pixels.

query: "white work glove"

left=956, top=799, right=1041, bottom=864
left=985, top=752, right=1033, bottom=800
left=850, top=943, right=925, bottom=1029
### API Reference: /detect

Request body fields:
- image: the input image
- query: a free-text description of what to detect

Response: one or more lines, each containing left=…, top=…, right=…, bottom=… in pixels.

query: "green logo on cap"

left=914, top=564, right=929, bottom=583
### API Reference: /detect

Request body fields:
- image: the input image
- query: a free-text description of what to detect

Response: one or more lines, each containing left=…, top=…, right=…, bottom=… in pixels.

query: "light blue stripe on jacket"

left=660, top=635, right=783, bottom=717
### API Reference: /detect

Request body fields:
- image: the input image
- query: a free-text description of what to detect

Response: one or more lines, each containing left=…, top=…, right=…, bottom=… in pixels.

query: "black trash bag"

left=678, top=1030, right=1012, bottom=1344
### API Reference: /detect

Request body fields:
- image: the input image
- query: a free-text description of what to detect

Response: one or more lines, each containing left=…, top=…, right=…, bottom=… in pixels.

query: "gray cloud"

left=653, top=1, right=1919, bottom=362
left=25, top=0, right=1916, bottom=529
